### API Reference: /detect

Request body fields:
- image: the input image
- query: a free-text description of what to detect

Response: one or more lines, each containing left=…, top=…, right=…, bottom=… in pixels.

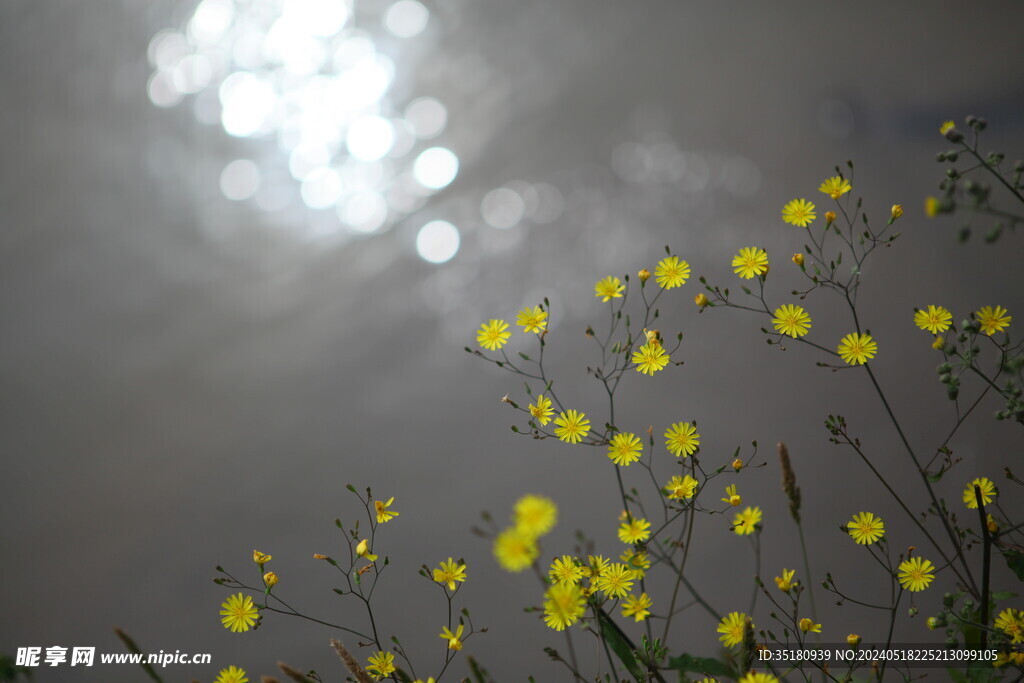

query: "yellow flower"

left=721, top=484, right=742, bottom=507
left=637, top=268, right=651, bottom=283
left=940, top=120, right=956, bottom=136
left=847, top=634, right=861, bottom=646
left=252, top=550, right=272, bottom=567
left=543, top=582, right=585, bottom=630
left=476, top=319, right=511, bottom=351
left=772, top=304, right=812, bottom=338
left=775, top=568, right=797, bottom=592
left=366, top=651, right=396, bottom=680
left=824, top=210, right=836, bottom=225
left=594, top=276, right=625, bottom=302
left=620, top=549, right=651, bottom=575
left=898, top=556, right=935, bottom=592
left=356, top=539, right=377, bottom=562
left=595, top=563, right=634, bottom=598
left=263, top=571, right=278, bottom=588
left=975, top=305, right=1011, bottom=335
left=925, top=196, right=939, bottom=217
left=583, top=554, right=610, bottom=580
left=528, top=394, right=554, bottom=426
left=837, top=332, right=877, bottom=365
left=607, top=432, right=643, bottom=466
left=732, top=458, right=744, bottom=471
left=995, top=608, right=1024, bottom=644
left=932, top=334, right=945, bottom=350
left=439, top=624, right=465, bottom=651
left=819, top=176, right=852, bottom=200
left=554, top=409, right=591, bottom=444
left=664, top=421, right=700, bottom=457
left=694, top=292, right=710, bottom=308
left=632, top=342, right=670, bottom=376
left=214, top=666, right=249, bottom=683
left=732, top=507, right=762, bottom=536
left=717, top=611, right=749, bottom=647
left=914, top=305, right=952, bottom=334
left=792, top=252, right=804, bottom=266
left=219, top=593, right=259, bottom=633
left=514, top=494, right=558, bottom=536
left=987, top=514, right=999, bottom=534
left=739, top=674, right=778, bottom=683
left=963, top=477, right=997, bottom=509
left=618, top=517, right=652, bottom=544
left=549, top=555, right=584, bottom=585
left=517, top=305, right=548, bottom=334
left=799, top=617, right=822, bottom=633
left=375, top=497, right=399, bottom=523
left=433, top=558, right=467, bottom=591
left=782, top=198, right=816, bottom=227
left=664, top=474, right=699, bottom=500
left=622, top=592, right=653, bottom=622
left=494, top=527, right=538, bottom=572
left=732, top=247, right=769, bottom=279
left=655, top=255, right=691, bottom=289
left=847, top=511, right=885, bottom=545
left=891, top=204, right=904, bottom=220
left=413, top=679, right=437, bottom=683
left=995, top=651, right=1024, bottom=668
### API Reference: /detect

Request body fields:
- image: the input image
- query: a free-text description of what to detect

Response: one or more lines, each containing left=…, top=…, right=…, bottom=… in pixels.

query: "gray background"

left=2, top=1, right=1023, bottom=681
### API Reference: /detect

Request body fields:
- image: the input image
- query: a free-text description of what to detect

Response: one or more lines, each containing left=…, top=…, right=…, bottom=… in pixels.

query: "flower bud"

left=253, top=550, right=272, bottom=567
left=263, top=571, right=278, bottom=588
left=846, top=634, right=861, bottom=646
left=927, top=616, right=946, bottom=630
left=825, top=211, right=836, bottom=225
left=313, top=554, right=329, bottom=560
left=890, top=204, right=903, bottom=220
left=791, top=253, right=804, bottom=267
left=925, top=197, right=940, bottom=218
left=637, top=268, right=651, bottom=283
left=940, top=120, right=963, bottom=142
left=732, top=458, right=743, bottom=471
left=694, top=293, right=709, bottom=309
left=987, top=514, right=999, bottom=534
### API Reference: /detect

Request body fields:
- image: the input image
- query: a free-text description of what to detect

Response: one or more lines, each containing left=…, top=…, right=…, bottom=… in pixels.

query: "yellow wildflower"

left=476, top=319, right=511, bottom=351
left=654, top=255, right=691, bottom=289
left=594, top=276, right=625, bottom=302
left=554, top=409, right=591, bottom=444
left=782, top=198, right=816, bottom=227
left=433, top=558, right=467, bottom=591
left=819, top=176, right=851, bottom=200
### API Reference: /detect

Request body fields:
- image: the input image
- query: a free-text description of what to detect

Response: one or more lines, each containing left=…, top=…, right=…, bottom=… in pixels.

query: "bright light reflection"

left=481, top=187, right=525, bottom=229
left=416, top=220, right=460, bottom=263
left=148, top=0, right=456, bottom=241
left=384, top=0, right=429, bottom=38
left=220, top=159, right=261, bottom=200
left=413, top=147, right=459, bottom=190
left=346, top=115, right=395, bottom=161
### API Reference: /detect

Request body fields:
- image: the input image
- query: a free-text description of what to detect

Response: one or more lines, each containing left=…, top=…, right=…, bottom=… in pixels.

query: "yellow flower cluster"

left=493, top=494, right=557, bottom=572
left=475, top=303, right=550, bottom=351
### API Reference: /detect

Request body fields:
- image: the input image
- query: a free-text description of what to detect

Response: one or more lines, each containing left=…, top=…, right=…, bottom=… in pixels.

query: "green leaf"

left=467, top=656, right=493, bottom=683
left=665, top=653, right=733, bottom=678
left=598, top=612, right=644, bottom=680
left=1000, top=548, right=1024, bottom=582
